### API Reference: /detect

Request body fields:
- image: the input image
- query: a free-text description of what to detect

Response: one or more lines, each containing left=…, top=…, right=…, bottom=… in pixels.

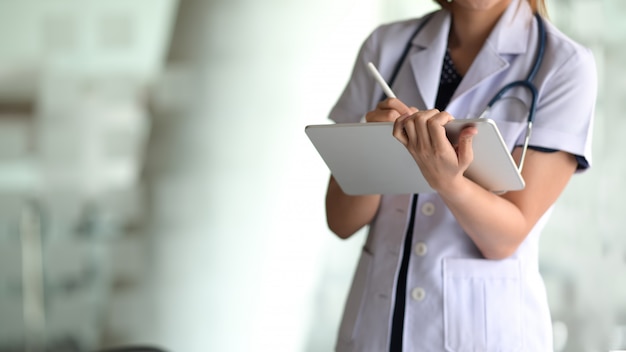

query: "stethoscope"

left=384, top=13, right=547, bottom=172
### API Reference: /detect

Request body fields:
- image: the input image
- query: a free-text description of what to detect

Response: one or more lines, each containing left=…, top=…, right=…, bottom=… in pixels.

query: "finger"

left=392, top=114, right=411, bottom=145
left=365, top=108, right=401, bottom=122
left=412, top=109, right=441, bottom=149
left=378, top=98, right=412, bottom=115
left=457, top=126, right=478, bottom=169
left=426, top=111, right=455, bottom=150
left=366, top=98, right=412, bottom=122
left=403, top=113, right=419, bottom=147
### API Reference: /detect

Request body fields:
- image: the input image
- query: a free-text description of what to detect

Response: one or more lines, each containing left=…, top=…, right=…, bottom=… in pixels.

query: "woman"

left=325, top=0, right=596, bottom=351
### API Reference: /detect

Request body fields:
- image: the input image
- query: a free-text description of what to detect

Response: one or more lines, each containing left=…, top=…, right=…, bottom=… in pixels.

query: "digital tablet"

left=305, top=118, right=525, bottom=195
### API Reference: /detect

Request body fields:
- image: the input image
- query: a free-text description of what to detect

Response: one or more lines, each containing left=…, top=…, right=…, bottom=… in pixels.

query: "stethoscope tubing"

left=483, top=13, right=545, bottom=171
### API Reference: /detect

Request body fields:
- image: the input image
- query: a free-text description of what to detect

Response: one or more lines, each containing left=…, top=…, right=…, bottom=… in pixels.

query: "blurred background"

left=0, top=0, right=624, bottom=351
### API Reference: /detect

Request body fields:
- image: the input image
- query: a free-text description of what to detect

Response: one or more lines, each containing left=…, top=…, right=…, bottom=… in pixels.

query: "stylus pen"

left=367, top=62, right=397, bottom=99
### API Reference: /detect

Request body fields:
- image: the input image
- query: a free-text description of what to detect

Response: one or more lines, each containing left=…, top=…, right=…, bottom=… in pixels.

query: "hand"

left=392, top=109, right=477, bottom=192
left=365, top=98, right=418, bottom=122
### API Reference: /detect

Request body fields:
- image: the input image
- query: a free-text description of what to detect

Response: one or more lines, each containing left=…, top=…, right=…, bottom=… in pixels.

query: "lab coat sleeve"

left=328, top=30, right=381, bottom=124
left=328, top=16, right=435, bottom=124
left=528, top=43, right=597, bottom=171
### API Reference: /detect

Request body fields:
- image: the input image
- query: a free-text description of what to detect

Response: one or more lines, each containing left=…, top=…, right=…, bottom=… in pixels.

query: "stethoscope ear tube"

left=485, top=78, right=539, bottom=173
left=518, top=121, right=533, bottom=172
left=485, top=12, right=545, bottom=172
left=527, top=13, right=547, bottom=83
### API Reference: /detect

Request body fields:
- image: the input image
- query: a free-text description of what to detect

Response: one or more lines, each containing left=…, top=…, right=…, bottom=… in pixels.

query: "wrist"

left=436, top=175, right=473, bottom=203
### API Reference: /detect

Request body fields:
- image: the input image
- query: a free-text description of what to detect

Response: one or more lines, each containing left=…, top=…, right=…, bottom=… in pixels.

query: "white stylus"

left=367, top=62, right=397, bottom=98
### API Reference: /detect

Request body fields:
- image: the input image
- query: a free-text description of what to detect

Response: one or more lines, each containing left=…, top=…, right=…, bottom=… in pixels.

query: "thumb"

left=457, top=127, right=477, bottom=169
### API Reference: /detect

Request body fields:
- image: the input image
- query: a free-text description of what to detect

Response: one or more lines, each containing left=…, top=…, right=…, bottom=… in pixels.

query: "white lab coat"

left=329, top=0, right=597, bottom=351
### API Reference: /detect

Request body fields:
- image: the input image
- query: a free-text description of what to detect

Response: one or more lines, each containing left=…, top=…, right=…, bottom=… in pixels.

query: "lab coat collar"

left=408, top=0, right=534, bottom=109
left=409, top=11, right=450, bottom=109
left=492, top=0, right=534, bottom=54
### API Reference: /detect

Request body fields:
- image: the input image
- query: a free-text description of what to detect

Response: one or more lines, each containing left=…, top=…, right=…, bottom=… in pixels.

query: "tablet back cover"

left=305, top=119, right=524, bottom=195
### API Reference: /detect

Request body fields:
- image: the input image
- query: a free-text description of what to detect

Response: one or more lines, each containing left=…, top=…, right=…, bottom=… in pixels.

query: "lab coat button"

left=411, top=287, right=426, bottom=301
left=421, top=202, right=435, bottom=216
left=414, top=242, right=427, bottom=256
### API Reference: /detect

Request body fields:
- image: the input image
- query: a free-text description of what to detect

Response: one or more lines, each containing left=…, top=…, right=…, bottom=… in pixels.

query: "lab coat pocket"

left=443, top=258, right=522, bottom=352
left=337, top=248, right=373, bottom=347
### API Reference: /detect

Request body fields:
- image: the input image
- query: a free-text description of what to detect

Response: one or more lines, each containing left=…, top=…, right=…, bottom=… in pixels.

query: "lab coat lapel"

left=451, top=46, right=508, bottom=103
left=408, top=12, right=450, bottom=110
left=450, top=0, right=532, bottom=105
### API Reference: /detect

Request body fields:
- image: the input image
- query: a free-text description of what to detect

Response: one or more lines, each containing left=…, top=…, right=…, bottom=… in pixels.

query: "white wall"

left=140, top=1, right=386, bottom=350
left=0, top=0, right=176, bottom=80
